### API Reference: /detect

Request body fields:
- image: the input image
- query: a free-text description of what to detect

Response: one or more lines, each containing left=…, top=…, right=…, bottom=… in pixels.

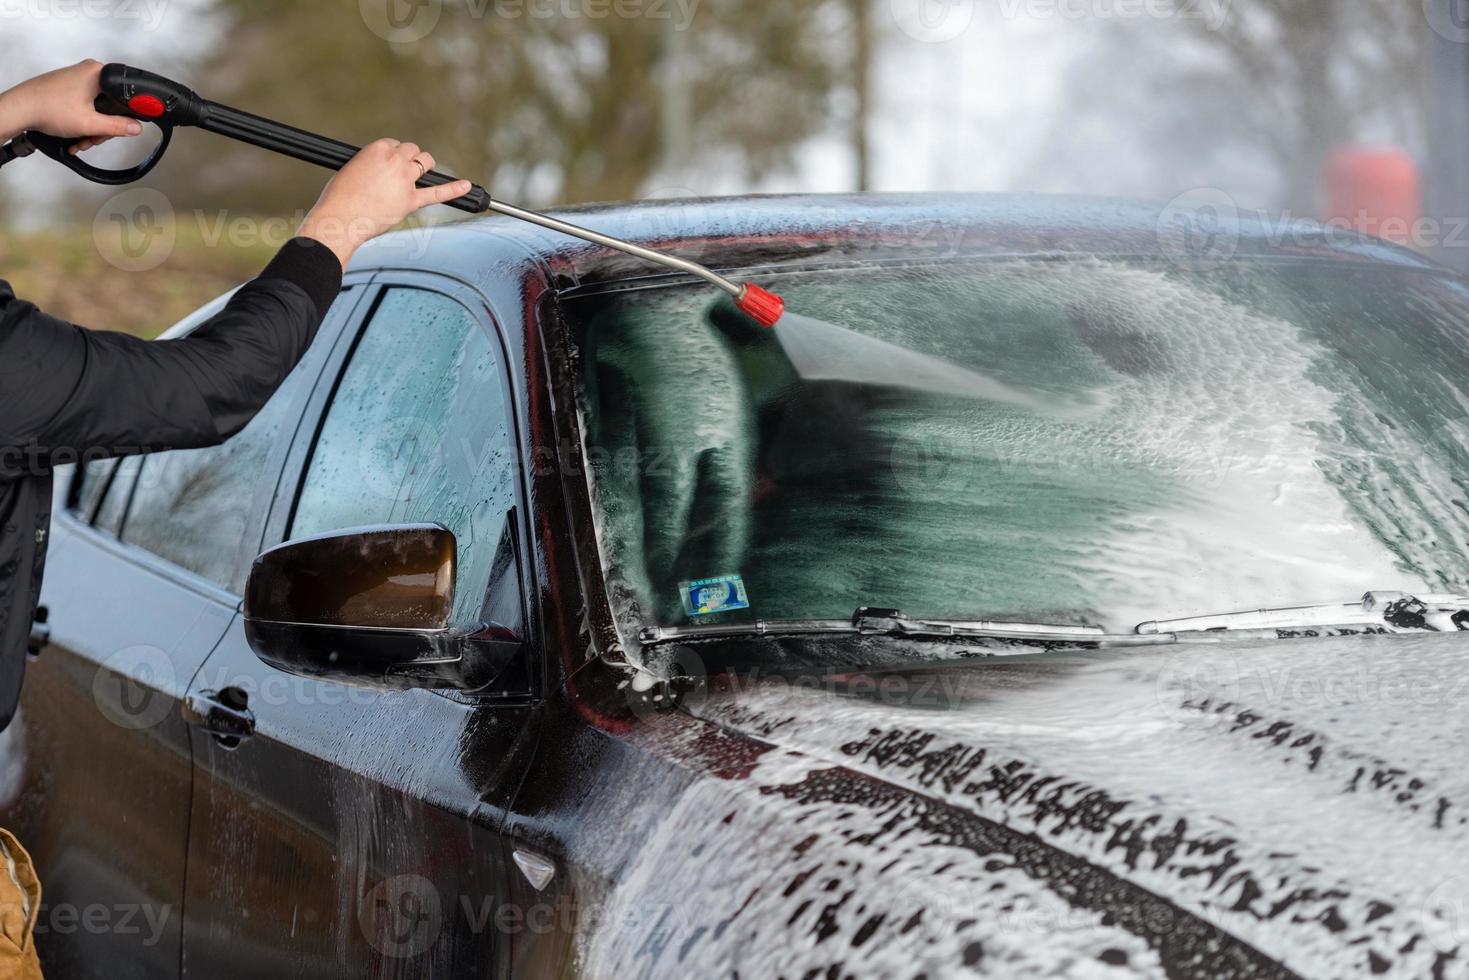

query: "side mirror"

left=243, top=524, right=521, bottom=693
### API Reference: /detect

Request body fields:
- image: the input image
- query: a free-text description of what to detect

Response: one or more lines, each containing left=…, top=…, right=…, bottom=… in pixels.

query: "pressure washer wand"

left=483, top=199, right=783, bottom=324
left=0, top=63, right=786, bottom=327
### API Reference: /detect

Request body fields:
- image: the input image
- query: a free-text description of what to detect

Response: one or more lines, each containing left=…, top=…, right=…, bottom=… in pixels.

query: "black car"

left=10, top=194, right=1469, bottom=979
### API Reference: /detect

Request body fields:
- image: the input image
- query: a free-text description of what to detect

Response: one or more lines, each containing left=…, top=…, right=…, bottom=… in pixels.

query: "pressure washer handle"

left=6, top=63, right=492, bottom=213
left=94, top=64, right=491, bottom=212
left=18, top=128, right=172, bottom=186
left=7, top=64, right=204, bottom=185
left=95, top=62, right=208, bottom=128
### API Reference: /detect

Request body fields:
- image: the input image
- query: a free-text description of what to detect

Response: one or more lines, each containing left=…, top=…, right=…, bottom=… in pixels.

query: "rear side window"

left=121, top=329, right=328, bottom=593
left=291, top=288, right=520, bottom=628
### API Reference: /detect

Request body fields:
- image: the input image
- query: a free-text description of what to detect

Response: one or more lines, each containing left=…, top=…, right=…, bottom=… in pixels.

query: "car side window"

left=68, top=294, right=233, bottom=537
left=120, top=296, right=334, bottom=593
left=291, top=288, right=520, bottom=628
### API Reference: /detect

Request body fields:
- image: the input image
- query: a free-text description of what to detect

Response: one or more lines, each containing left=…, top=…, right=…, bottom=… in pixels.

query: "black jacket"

left=0, top=238, right=342, bottom=730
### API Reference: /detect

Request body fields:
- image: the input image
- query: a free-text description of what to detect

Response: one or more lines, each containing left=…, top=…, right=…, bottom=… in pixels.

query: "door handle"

left=182, top=687, right=254, bottom=747
left=27, top=606, right=49, bottom=658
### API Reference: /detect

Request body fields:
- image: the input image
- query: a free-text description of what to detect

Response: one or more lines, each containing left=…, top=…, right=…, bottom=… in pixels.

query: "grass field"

left=0, top=224, right=279, bottom=338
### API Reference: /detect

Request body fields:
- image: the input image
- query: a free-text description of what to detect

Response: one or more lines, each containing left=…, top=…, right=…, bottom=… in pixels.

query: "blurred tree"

left=1176, top=0, right=1425, bottom=211
left=1033, top=0, right=1426, bottom=213
left=849, top=0, right=872, bottom=191
left=163, top=0, right=848, bottom=213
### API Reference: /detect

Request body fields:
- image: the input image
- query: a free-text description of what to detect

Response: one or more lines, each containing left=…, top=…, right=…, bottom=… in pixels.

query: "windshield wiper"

left=1135, top=591, right=1469, bottom=636
left=638, top=593, right=1469, bottom=650
left=638, top=607, right=1129, bottom=647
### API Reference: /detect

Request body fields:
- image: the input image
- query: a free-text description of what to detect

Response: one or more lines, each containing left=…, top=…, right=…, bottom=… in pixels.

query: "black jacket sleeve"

left=0, top=237, right=343, bottom=465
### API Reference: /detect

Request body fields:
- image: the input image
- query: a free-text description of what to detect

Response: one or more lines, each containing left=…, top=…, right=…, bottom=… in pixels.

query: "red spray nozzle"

left=736, top=283, right=785, bottom=328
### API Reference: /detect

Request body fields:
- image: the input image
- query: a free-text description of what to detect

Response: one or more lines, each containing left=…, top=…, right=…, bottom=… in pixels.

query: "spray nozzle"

left=736, top=283, right=786, bottom=328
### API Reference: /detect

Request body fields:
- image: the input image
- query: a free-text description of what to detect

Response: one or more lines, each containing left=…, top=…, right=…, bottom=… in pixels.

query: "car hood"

left=586, top=631, right=1469, bottom=978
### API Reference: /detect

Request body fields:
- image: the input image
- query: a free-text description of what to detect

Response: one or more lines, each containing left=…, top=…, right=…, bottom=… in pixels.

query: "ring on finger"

left=412, top=159, right=427, bottom=178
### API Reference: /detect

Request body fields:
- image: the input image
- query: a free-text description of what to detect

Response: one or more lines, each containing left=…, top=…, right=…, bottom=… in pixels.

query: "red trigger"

left=127, top=95, right=165, bottom=119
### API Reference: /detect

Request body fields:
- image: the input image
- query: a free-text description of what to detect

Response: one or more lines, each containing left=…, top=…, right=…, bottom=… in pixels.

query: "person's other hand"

left=0, top=60, right=144, bottom=150
left=297, top=139, right=473, bottom=269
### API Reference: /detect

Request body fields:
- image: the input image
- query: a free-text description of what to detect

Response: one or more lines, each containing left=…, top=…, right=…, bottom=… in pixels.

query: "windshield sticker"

left=682, top=575, right=751, bottom=617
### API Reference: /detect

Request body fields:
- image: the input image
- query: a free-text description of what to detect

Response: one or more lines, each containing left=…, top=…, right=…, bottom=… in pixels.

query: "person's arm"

left=0, top=61, right=473, bottom=466
left=0, top=241, right=339, bottom=464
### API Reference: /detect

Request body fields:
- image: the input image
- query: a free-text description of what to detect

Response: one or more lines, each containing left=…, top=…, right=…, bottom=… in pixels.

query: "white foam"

left=975, top=261, right=1428, bottom=628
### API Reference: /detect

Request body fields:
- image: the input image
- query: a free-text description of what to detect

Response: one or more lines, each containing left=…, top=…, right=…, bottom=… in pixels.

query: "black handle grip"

left=95, top=63, right=207, bottom=127
left=24, top=127, right=173, bottom=186
left=417, top=170, right=492, bottom=214
left=15, top=63, right=196, bottom=186
left=8, top=62, right=491, bottom=213
left=202, top=103, right=491, bottom=214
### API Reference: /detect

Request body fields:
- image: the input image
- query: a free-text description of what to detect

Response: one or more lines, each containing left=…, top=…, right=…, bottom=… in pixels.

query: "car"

left=7, top=192, right=1469, bottom=979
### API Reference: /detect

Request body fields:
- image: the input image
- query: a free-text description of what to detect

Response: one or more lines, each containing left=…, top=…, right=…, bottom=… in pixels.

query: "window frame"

left=283, top=273, right=537, bottom=687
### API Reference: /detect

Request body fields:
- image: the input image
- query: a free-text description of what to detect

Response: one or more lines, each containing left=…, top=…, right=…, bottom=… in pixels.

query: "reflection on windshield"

left=566, top=258, right=1469, bottom=638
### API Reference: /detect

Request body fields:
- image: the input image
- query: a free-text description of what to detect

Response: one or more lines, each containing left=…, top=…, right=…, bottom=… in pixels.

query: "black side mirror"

left=243, top=524, right=521, bottom=693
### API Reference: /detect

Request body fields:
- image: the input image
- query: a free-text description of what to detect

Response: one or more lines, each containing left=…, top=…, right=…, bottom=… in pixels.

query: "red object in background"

left=1324, top=147, right=1422, bottom=247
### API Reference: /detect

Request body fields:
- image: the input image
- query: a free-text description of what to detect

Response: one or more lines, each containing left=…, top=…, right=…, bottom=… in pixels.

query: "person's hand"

left=0, top=60, right=144, bottom=149
left=296, top=139, right=473, bottom=269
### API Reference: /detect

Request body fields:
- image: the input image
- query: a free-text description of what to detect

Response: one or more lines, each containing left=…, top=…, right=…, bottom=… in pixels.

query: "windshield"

left=563, top=255, right=1469, bottom=648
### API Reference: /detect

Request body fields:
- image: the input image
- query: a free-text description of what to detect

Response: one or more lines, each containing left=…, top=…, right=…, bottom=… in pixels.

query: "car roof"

left=354, top=192, right=1450, bottom=293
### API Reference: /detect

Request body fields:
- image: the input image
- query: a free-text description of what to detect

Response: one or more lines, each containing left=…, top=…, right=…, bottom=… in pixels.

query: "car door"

left=0, top=285, right=362, bottom=980
left=180, top=278, right=542, bottom=979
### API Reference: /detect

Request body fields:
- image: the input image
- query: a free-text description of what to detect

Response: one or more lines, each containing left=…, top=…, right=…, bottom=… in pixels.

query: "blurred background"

left=1, top=0, right=1466, bottom=335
